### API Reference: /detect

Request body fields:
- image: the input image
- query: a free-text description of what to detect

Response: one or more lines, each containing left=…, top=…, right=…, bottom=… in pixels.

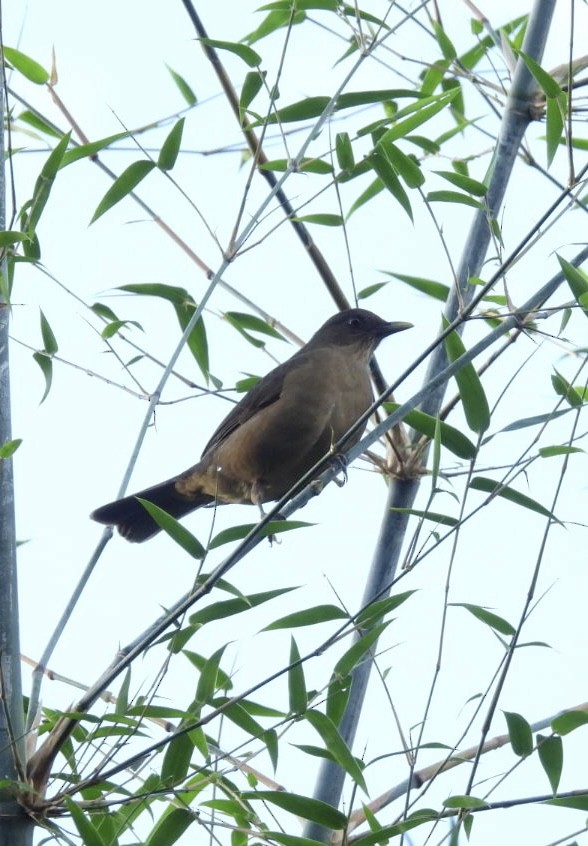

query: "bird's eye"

left=347, top=316, right=362, bottom=328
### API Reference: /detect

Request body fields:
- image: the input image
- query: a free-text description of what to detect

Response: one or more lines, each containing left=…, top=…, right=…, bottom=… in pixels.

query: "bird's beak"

left=381, top=321, right=413, bottom=336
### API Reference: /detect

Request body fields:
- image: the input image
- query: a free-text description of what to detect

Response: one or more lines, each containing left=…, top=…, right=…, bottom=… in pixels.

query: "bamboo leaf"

left=91, top=160, right=155, bottom=223
left=385, top=402, right=476, bottom=459
left=33, top=352, right=53, bottom=404
left=189, top=588, right=296, bottom=627
left=558, top=255, right=588, bottom=319
left=305, top=710, right=366, bottom=792
left=288, top=637, right=308, bottom=715
left=335, top=131, right=355, bottom=171
left=199, top=38, right=261, bottom=67
left=166, top=65, right=197, bottom=106
left=434, top=170, right=487, bottom=196
left=136, top=500, right=205, bottom=559
left=451, top=602, right=515, bottom=636
left=209, top=521, right=312, bottom=549
left=537, top=734, right=563, bottom=794
left=469, top=476, right=559, bottom=522
left=158, top=118, right=185, bottom=171
left=443, top=322, right=490, bottom=433
left=369, top=151, right=412, bottom=219
left=551, top=710, right=588, bottom=735
left=3, top=46, right=49, bottom=83
left=263, top=605, right=348, bottom=631
left=504, top=711, right=533, bottom=757
left=65, top=798, right=106, bottom=846
left=0, top=439, right=22, bottom=459
left=383, top=271, right=449, bottom=302
left=145, top=807, right=195, bottom=846
left=242, top=790, right=347, bottom=829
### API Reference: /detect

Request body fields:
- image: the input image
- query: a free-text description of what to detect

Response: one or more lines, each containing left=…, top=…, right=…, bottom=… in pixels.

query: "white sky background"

left=5, top=1, right=588, bottom=844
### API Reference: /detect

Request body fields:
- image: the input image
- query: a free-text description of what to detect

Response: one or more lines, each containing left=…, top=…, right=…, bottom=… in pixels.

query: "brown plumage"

left=90, top=309, right=411, bottom=542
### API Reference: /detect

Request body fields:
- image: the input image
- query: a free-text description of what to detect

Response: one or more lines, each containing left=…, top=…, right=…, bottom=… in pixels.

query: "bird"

left=91, top=308, right=412, bottom=542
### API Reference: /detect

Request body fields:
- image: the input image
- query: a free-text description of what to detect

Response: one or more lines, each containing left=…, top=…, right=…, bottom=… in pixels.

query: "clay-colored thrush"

left=91, top=308, right=411, bottom=542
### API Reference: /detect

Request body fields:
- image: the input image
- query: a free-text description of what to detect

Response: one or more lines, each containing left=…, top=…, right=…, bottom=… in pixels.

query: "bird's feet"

left=330, top=453, right=349, bottom=488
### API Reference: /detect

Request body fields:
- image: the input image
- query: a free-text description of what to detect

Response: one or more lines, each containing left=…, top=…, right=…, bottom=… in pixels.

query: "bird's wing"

left=201, top=353, right=306, bottom=456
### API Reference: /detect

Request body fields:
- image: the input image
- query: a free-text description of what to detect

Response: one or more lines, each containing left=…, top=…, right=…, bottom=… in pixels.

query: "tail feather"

left=91, top=479, right=214, bottom=543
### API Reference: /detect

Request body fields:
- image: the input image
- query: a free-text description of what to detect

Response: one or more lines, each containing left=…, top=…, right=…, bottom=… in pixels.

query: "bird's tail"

left=90, top=479, right=214, bottom=543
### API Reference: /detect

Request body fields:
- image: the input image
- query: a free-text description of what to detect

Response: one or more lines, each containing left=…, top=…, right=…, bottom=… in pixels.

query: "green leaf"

left=546, top=94, right=566, bottom=167
left=158, top=118, right=185, bottom=171
left=357, top=282, right=387, bottom=300
left=305, top=710, right=366, bottom=792
left=263, top=834, right=328, bottom=846
left=259, top=158, right=332, bottom=174
left=162, top=733, right=195, bottom=786
left=377, top=141, right=424, bottom=188
left=504, top=711, right=533, bottom=757
left=0, top=439, right=22, bottom=459
left=539, top=445, right=584, bottom=458
left=3, top=46, right=49, bottom=83
left=544, top=796, right=588, bottom=812
left=39, top=310, right=58, bottom=355
left=293, top=214, right=343, bottom=226
left=378, top=90, right=457, bottom=143
left=101, top=319, right=143, bottom=339
left=224, top=312, right=285, bottom=342
left=346, top=177, right=385, bottom=218
left=537, top=734, right=563, bottom=794
left=469, top=476, right=559, bottom=522
left=242, top=790, right=346, bottom=829
left=26, top=132, right=72, bottom=233
left=91, top=160, right=156, bottom=223
left=383, top=271, right=449, bottom=302
left=442, top=796, right=488, bottom=809
left=263, top=604, right=348, bottom=631
left=390, top=508, right=458, bottom=527
left=348, top=810, right=440, bottom=844
left=451, top=602, right=515, bottom=636
left=434, top=170, right=487, bottom=196
left=61, top=130, right=134, bottom=166
left=288, top=637, right=307, bottom=714
left=355, top=591, right=415, bottom=628
left=516, top=50, right=562, bottom=98
left=385, top=402, right=476, bottom=459
left=551, top=369, right=584, bottom=407
left=209, top=520, right=312, bottom=549
left=166, top=65, right=197, bottom=106
left=369, top=152, right=412, bottom=219
left=18, top=110, right=63, bottom=139
left=65, top=798, right=107, bottom=846
left=335, top=132, right=355, bottom=171
left=199, top=38, right=261, bottom=67
left=145, top=807, right=195, bottom=846
left=258, top=89, right=420, bottom=126
left=427, top=190, right=483, bottom=208
left=334, top=624, right=387, bottom=679
left=33, top=352, right=53, bottom=404
left=136, top=500, right=205, bottom=559
left=118, top=284, right=208, bottom=378
left=432, top=20, right=457, bottom=60
left=558, top=255, right=588, bottom=319
left=244, top=9, right=305, bottom=45
left=0, top=231, right=28, bottom=247
left=189, top=588, right=296, bottom=627
left=551, top=710, right=588, bottom=735
left=443, top=322, right=490, bottom=433
left=240, top=70, right=265, bottom=121
left=196, top=646, right=226, bottom=705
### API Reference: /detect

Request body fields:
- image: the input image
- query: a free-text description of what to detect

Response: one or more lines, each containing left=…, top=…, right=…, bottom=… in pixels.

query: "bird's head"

left=309, top=308, right=412, bottom=354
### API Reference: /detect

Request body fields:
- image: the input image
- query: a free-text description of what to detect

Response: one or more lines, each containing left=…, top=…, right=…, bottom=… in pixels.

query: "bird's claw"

left=331, top=453, right=348, bottom=487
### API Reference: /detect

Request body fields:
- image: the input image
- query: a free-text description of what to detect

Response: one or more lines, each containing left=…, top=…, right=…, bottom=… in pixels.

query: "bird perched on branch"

left=91, top=308, right=412, bottom=542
